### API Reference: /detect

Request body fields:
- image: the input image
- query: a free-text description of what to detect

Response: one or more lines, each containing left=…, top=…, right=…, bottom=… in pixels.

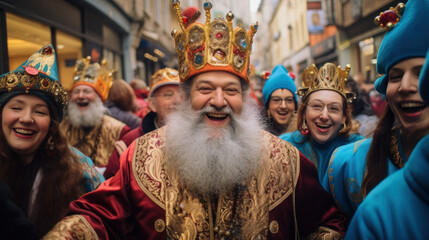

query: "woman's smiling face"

left=304, top=90, right=345, bottom=144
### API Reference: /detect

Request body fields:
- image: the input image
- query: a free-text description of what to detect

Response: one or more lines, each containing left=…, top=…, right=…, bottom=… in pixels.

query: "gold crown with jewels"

left=298, top=63, right=355, bottom=103
left=71, top=56, right=114, bottom=102
left=171, top=0, right=258, bottom=82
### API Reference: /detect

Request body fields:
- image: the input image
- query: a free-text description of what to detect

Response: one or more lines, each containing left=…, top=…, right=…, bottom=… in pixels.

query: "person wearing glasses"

left=280, top=63, right=363, bottom=184
left=60, top=57, right=130, bottom=174
left=0, top=45, right=104, bottom=237
left=262, top=64, right=298, bottom=135
left=103, top=68, right=183, bottom=179
left=323, top=0, right=429, bottom=222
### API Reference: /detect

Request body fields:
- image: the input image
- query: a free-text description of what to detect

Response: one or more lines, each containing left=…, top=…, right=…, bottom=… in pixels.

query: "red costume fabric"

left=44, top=128, right=346, bottom=239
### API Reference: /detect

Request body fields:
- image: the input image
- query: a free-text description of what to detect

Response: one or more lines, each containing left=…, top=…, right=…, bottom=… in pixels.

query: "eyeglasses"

left=307, top=101, right=343, bottom=115
left=71, top=89, right=95, bottom=96
left=155, top=92, right=179, bottom=100
left=271, top=97, right=294, bottom=106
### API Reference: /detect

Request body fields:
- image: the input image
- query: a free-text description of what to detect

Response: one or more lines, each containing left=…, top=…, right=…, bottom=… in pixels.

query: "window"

left=56, top=31, right=82, bottom=90
left=6, top=13, right=50, bottom=70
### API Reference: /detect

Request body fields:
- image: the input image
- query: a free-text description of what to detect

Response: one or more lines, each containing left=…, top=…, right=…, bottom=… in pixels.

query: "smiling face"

left=70, top=85, right=99, bottom=112
left=148, top=84, right=183, bottom=126
left=268, top=89, right=296, bottom=126
left=190, top=71, right=243, bottom=128
left=386, top=58, right=429, bottom=136
left=304, top=90, right=346, bottom=144
left=2, top=94, right=51, bottom=163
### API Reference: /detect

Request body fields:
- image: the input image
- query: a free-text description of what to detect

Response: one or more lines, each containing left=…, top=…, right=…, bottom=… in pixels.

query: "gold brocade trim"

left=42, top=215, right=99, bottom=240
left=304, top=226, right=342, bottom=240
left=60, top=115, right=126, bottom=166
left=132, top=129, right=300, bottom=239
left=389, top=127, right=404, bottom=168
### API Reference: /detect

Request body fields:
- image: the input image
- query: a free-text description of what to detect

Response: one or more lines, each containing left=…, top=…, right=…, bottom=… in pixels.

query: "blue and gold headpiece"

left=375, top=0, right=429, bottom=95
left=0, top=44, right=67, bottom=120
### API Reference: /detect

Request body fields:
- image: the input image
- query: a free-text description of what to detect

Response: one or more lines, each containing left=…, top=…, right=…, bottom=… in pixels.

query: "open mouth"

left=399, top=102, right=427, bottom=113
left=14, top=128, right=35, bottom=136
left=206, top=113, right=229, bottom=121
left=315, top=123, right=331, bottom=129
left=77, top=102, right=89, bottom=107
left=277, top=111, right=289, bottom=116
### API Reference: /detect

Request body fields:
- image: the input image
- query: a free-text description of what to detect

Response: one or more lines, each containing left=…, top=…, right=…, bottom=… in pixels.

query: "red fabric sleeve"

left=104, top=127, right=144, bottom=179
left=69, top=141, right=166, bottom=239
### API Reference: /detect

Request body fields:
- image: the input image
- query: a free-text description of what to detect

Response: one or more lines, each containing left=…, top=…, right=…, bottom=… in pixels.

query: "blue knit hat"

left=262, top=64, right=297, bottom=104
left=375, top=0, right=429, bottom=95
left=419, top=50, right=429, bottom=104
left=0, top=44, right=67, bottom=120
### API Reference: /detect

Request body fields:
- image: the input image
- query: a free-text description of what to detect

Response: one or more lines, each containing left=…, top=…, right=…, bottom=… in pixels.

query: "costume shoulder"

left=323, top=138, right=371, bottom=218
left=261, top=131, right=301, bottom=207
left=102, top=115, right=127, bottom=134
left=131, top=127, right=168, bottom=209
left=70, top=147, right=105, bottom=192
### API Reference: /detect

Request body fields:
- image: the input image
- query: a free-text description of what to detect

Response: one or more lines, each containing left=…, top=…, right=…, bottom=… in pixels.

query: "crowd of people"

left=0, top=0, right=428, bottom=239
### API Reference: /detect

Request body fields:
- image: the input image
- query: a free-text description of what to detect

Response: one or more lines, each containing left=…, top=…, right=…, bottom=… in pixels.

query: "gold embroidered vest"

left=132, top=128, right=300, bottom=239
left=60, top=115, right=126, bottom=166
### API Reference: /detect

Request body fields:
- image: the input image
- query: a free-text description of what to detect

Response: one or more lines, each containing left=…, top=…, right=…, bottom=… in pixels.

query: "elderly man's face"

left=190, top=71, right=243, bottom=128
left=148, top=84, right=182, bottom=125
left=70, top=85, right=100, bottom=111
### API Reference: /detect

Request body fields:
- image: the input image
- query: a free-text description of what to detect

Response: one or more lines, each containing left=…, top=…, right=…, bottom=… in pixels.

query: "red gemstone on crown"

left=182, top=16, right=188, bottom=24
left=379, top=10, right=398, bottom=27
left=216, top=32, right=223, bottom=39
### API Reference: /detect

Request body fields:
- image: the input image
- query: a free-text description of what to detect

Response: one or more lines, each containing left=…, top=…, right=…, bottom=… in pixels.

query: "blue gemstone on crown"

left=254, top=25, right=259, bottom=30
left=240, top=39, right=247, bottom=48
left=195, top=54, right=203, bottom=64
left=203, top=2, right=212, bottom=9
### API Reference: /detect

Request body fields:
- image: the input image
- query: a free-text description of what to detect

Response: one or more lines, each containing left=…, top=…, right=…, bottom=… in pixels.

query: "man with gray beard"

left=60, top=57, right=130, bottom=170
left=44, top=1, right=345, bottom=239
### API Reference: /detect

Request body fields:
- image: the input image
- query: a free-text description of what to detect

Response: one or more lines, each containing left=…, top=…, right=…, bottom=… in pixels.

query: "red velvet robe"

left=44, top=128, right=346, bottom=239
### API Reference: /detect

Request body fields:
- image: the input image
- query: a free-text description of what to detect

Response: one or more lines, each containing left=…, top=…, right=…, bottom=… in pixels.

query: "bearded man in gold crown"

left=59, top=58, right=130, bottom=171
left=44, top=1, right=346, bottom=239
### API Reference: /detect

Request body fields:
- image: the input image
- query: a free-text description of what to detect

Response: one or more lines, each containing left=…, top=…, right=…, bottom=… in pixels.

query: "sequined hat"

left=374, top=0, right=429, bottom=95
left=298, top=63, right=355, bottom=103
left=149, top=68, right=180, bottom=98
left=171, top=0, right=258, bottom=82
left=262, top=65, right=298, bottom=104
left=71, top=57, right=114, bottom=102
left=0, top=44, right=68, bottom=120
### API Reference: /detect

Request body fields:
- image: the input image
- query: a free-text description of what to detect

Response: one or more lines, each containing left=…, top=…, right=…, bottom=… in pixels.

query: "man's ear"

left=148, top=98, right=157, bottom=113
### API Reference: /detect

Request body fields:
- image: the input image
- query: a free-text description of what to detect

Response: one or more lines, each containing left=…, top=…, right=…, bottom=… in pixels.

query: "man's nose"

left=211, top=88, right=227, bottom=109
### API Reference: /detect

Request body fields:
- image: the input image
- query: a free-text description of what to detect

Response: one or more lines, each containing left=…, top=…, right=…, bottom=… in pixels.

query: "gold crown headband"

left=72, top=57, right=114, bottom=101
left=298, top=63, right=355, bottom=103
left=171, top=0, right=258, bottom=82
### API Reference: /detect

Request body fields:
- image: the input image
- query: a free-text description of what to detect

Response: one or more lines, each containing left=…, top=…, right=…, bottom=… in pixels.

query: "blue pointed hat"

left=0, top=44, right=68, bottom=120
left=262, top=64, right=298, bottom=104
left=419, top=50, right=429, bottom=104
left=375, top=0, right=429, bottom=95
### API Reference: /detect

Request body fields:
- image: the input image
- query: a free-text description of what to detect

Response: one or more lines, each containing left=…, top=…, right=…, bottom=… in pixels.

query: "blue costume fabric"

left=280, top=130, right=363, bottom=183
left=72, top=147, right=105, bottom=192
left=345, top=135, right=429, bottom=240
left=322, top=131, right=405, bottom=219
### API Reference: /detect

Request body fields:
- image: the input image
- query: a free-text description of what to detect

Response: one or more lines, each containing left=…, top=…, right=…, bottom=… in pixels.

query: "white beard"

left=66, top=97, right=105, bottom=128
left=164, top=95, right=265, bottom=194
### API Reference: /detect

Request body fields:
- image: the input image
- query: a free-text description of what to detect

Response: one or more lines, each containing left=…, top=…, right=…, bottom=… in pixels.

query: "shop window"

left=6, top=13, right=50, bottom=70
left=56, top=31, right=82, bottom=90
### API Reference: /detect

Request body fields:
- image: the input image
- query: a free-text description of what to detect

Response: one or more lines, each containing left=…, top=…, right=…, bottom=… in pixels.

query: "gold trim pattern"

left=389, top=127, right=404, bottom=168
left=305, top=226, right=342, bottom=240
left=42, top=215, right=99, bottom=240
left=132, top=128, right=300, bottom=238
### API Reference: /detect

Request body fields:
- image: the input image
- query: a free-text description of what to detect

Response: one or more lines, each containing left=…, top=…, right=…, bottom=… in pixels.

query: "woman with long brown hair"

left=324, top=0, right=429, bottom=221
left=0, top=45, right=104, bottom=237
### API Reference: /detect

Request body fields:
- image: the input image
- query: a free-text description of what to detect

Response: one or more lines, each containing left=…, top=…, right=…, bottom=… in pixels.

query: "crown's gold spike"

left=249, top=22, right=259, bottom=41
left=172, top=0, right=186, bottom=32
left=203, top=1, right=212, bottom=25
left=298, top=63, right=354, bottom=102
